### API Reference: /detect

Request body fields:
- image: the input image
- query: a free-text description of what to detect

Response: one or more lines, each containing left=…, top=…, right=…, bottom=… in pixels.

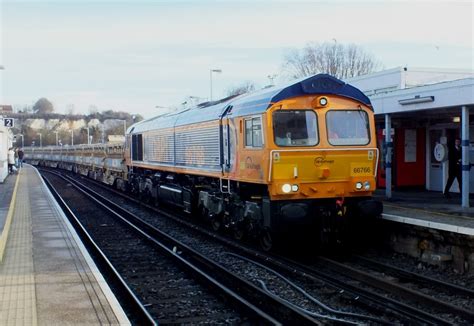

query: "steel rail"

left=54, top=169, right=444, bottom=324
left=42, top=176, right=156, bottom=326
left=45, top=168, right=454, bottom=324
left=261, top=254, right=453, bottom=325
left=353, top=254, right=474, bottom=298
left=51, top=171, right=321, bottom=325
left=318, top=256, right=474, bottom=323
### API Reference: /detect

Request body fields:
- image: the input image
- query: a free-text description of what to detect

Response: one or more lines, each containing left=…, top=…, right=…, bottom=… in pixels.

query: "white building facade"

left=0, top=118, right=13, bottom=182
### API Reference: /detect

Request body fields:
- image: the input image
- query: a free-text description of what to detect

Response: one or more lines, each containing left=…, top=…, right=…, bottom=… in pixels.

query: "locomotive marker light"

left=312, top=96, right=328, bottom=108
left=355, top=182, right=363, bottom=190
left=364, top=181, right=371, bottom=190
left=291, top=184, right=299, bottom=192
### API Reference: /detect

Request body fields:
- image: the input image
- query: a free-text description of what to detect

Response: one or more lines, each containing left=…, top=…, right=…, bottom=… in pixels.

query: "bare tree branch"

left=283, top=42, right=382, bottom=79
left=225, top=81, right=256, bottom=97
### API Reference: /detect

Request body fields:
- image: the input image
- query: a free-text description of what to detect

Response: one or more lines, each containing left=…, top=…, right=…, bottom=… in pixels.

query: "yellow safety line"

left=0, top=171, right=21, bottom=263
left=383, top=202, right=474, bottom=220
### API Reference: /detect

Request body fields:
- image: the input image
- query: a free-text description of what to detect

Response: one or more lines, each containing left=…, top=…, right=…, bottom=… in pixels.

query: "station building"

left=347, top=67, right=474, bottom=206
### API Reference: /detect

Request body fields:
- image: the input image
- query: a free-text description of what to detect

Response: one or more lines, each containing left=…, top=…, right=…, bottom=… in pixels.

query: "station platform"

left=375, top=189, right=474, bottom=236
left=0, top=165, right=129, bottom=325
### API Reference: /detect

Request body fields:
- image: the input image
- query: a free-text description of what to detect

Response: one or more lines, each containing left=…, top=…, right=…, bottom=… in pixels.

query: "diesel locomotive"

left=26, top=74, right=382, bottom=250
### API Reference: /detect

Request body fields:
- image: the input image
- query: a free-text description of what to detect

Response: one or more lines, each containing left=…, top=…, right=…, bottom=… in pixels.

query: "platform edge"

left=34, top=167, right=131, bottom=325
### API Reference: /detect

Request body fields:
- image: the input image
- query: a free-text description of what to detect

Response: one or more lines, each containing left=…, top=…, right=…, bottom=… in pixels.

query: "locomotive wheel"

left=259, top=229, right=273, bottom=251
left=232, top=226, right=245, bottom=240
left=210, top=215, right=222, bottom=232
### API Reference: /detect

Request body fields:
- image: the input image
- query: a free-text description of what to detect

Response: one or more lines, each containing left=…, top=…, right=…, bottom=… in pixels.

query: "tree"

left=66, top=104, right=75, bottom=115
left=283, top=42, right=382, bottom=79
left=88, top=105, right=98, bottom=115
left=32, top=98, right=54, bottom=114
left=226, top=81, right=256, bottom=97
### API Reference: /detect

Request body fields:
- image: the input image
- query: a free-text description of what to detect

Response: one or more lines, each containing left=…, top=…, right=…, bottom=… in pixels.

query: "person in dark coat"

left=18, top=148, right=24, bottom=168
left=444, top=138, right=462, bottom=198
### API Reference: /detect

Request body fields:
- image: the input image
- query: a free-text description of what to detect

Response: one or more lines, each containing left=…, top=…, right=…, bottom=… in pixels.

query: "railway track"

left=42, top=168, right=472, bottom=324
left=323, top=254, right=474, bottom=321
left=42, top=170, right=320, bottom=324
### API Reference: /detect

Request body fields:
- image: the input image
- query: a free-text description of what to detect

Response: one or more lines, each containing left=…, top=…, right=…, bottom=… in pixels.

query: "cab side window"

left=245, top=117, right=263, bottom=148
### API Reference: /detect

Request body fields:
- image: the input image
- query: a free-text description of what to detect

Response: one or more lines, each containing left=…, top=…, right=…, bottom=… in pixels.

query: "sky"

left=0, top=0, right=473, bottom=119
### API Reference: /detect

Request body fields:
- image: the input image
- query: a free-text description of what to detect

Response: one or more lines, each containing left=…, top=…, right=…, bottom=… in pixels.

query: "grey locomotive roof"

left=130, top=74, right=371, bottom=134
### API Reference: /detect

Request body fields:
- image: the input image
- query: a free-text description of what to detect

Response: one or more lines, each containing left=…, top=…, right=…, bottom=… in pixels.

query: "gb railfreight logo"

left=314, top=156, right=334, bottom=166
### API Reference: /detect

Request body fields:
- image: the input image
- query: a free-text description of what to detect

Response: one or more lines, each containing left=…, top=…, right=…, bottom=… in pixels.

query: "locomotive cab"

left=268, top=99, right=377, bottom=196
left=264, top=94, right=382, bottom=240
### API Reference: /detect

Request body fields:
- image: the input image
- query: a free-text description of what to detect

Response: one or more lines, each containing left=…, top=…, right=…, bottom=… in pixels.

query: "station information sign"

left=3, top=118, right=14, bottom=128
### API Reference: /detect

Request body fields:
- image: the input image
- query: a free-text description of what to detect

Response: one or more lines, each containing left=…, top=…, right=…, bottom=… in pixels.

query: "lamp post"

left=0, top=66, right=4, bottom=109
left=188, top=96, right=206, bottom=105
left=38, top=133, right=42, bottom=147
left=209, top=69, right=222, bottom=101
left=267, top=74, right=277, bottom=86
left=70, top=130, right=74, bottom=146
left=83, top=127, right=90, bottom=144
left=54, top=131, right=59, bottom=146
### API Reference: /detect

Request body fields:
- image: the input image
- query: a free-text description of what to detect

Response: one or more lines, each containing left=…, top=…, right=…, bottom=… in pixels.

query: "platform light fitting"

left=453, top=117, right=461, bottom=123
left=398, top=96, right=435, bottom=105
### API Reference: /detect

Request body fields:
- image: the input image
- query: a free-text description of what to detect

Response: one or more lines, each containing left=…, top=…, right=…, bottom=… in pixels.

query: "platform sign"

left=3, top=118, right=14, bottom=128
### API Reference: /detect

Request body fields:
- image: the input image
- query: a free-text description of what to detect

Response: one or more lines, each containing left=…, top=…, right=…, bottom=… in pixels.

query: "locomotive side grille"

left=143, top=129, right=175, bottom=164
left=175, top=126, right=220, bottom=169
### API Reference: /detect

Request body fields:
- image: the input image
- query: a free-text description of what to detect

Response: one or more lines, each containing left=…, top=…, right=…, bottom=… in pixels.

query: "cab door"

left=221, top=117, right=231, bottom=173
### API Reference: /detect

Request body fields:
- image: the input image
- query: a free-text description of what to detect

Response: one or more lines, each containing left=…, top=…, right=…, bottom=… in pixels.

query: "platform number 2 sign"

left=3, top=118, right=14, bottom=128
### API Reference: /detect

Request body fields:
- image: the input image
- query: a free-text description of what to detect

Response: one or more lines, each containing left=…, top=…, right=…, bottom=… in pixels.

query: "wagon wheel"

left=259, top=229, right=273, bottom=251
left=142, top=189, right=151, bottom=204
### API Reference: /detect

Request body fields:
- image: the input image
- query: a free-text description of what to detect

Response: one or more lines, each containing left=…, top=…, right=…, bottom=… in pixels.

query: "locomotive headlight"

left=319, top=97, right=328, bottom=106
left=364, top=181, right=371, bottom=190
left=291, top=184, right=299, bottom=192
left=355, top=182, right=363, bottom=190
left=282, top=184, right=292, bottom=193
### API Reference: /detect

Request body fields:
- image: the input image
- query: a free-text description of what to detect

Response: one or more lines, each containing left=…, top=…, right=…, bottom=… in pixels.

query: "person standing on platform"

left=14, top=148, right=19, bottom=167
left=18, top=148, right=24, bottom=168
left=7, top=147, right=15, bottom=174
left=444, top=138, right=462, bottom=198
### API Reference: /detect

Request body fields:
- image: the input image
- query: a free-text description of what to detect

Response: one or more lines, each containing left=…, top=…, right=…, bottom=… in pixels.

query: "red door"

left=394, top=128, right=426, bottom=187
left=376, top=129, right=386, bottom=188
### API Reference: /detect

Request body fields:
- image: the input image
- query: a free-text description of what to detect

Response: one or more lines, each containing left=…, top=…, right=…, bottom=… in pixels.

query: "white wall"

left=405, top=68, right=474, bottom=88
left=0, top=122, right=12, bottom=182
left=346, top=67, right=403, bottom=95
